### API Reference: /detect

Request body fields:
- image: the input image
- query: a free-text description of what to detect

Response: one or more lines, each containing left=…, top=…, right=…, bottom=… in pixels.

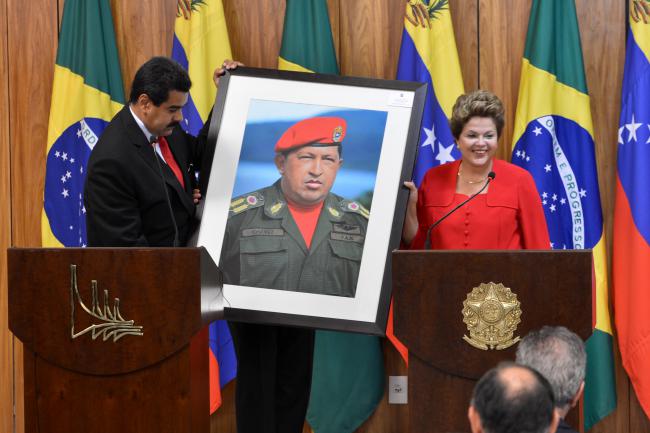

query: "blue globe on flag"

left=44, top=117, right=109, bottom=247
left=512, top=115, right=603, bottom=251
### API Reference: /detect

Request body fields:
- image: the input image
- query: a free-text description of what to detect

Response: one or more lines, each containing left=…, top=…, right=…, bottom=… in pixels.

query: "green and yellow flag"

left=277, top=2, right=384, bottom=432
left=42, top=0, right=124, bottom=247
left=511, top=1, right=616, bottom=429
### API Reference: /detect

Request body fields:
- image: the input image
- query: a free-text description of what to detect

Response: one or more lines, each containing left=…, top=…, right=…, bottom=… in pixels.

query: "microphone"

left=423, top=171, right=495, bottom=249
left=150, top=136, right=180, bottom=247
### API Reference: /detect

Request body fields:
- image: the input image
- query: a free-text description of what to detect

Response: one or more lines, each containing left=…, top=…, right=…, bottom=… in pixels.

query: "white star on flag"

left=560, top=198, right=566, bottom=205
left=618, top=126, right=624, bottom=145
left=533, top=127, right=542, bottom=136
left=579, top=189, right=587, bottom=198
left=552, top=194, right=557, bottom=201
left=542, top=192, right=548, bottom=199
left=422, top=124, right=436, bottom=148
left=626, top=114, right=642, bottom=142
left=544, top=164, right=551, bottom=172
left=550, top=204, right=556, bottom=212
left=62, top=152, right=68, bottom=161
left=436, top=142, right=455, bottom=165
left=62, top=189, right=69, bottom=198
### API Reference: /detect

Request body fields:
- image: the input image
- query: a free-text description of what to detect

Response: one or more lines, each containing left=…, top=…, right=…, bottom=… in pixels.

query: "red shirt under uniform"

left=410, top=159, right=550, bottom=250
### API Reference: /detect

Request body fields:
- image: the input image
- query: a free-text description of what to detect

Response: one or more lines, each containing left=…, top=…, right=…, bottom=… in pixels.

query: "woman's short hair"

left=450, top=90, right=505, bottom=139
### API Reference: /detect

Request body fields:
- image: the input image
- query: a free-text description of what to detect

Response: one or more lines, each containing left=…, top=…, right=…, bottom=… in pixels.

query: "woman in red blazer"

left=402, top=90, right=550, bottom=250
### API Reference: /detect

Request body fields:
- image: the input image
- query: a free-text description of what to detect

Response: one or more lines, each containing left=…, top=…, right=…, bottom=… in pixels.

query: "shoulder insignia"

left=230, top=192, right=264, bottom=215
left=340, top=200, right=370, bottom=219
left=328, top=206, right=341, bottom=218
left=270, top=201, right=284, bottom=215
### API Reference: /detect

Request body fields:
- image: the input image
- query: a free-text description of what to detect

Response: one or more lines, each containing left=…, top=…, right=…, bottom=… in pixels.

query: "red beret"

left=275, top=116, right=347, bottom=152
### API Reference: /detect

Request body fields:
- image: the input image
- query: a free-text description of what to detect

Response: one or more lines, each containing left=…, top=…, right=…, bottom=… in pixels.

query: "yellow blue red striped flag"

left=172, top=0, right=236, bottom=414
left=613, top=4, right=650, bottom=421
left=388, top=0, right=464, bottom=364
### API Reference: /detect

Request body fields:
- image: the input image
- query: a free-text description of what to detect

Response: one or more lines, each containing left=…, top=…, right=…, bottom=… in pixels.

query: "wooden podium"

left=7, top=247, right=223, bottom=433
left=392, top=250, right=592, bottom=433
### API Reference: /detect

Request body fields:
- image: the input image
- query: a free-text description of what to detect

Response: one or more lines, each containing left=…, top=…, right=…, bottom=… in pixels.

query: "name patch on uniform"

left=242, top=228, right=285, bottom=237
left=331, top=232, right=364, bottom=243
left=332, top=223, right=362, bottom=235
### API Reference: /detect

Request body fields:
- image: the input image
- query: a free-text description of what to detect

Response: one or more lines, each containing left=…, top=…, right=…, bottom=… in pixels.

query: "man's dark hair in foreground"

left=516, top=326, right=586, bottom=433
left=468, top=362, right=559, bottom=433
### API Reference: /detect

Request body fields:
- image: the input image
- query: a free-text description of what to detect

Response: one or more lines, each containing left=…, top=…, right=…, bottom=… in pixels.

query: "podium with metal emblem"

left=391, top=250, right=592, bottom=433
left=7, top=247, right=223, bottom=433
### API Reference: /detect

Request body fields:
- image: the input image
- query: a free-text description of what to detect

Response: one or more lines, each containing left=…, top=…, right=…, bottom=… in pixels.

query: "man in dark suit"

left=516, top=326, right=586, bottom=433
left=84, top=56, right=236, bottom=247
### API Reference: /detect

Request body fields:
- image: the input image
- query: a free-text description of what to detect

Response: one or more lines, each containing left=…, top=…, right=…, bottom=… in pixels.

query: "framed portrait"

left=195, top=67, right=426, bottom=335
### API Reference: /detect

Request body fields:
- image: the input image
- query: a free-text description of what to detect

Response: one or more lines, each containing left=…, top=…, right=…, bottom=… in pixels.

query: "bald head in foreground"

left=468, top=362, right=559, bottom=433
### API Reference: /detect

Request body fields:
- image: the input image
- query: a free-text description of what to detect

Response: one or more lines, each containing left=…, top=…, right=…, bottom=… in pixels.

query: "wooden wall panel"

left=223, top=0, right=285, bottom=69
left=0, top=0, right=12, bottom=431
left=338, top=0, right=404, bottom=79
left=451, top=0, right=479, bottom=91
left=7, top=1, right=59, bottom=430
left=8, top=0, right=57, bottom=248
left=110, top=0, right=177, bottom=98
left=478, top=0, right=530, bottom=160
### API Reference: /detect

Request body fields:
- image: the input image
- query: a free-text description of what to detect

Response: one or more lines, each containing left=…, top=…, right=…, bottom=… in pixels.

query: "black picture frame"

left=195, top=66, right=426, bottom=335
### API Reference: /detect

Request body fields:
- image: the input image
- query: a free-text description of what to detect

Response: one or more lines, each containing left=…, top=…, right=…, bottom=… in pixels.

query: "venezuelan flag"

left=512, top=1, right=616, bottom=429
left=613, top=8, right=650, bottom=420
left=41, top=0, right=124, bottom=247
left=387, top=0, right=465, bottom=365
left=172, top=0, right=236, bottom=414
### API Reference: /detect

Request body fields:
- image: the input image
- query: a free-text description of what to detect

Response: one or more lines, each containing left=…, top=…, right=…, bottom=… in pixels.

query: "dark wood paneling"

left=451, top=0, right=479, bottom=91
left=110, top=0, right=177, bottom=96
left=8, top=0, right=59, bottom=430
left=339, top=0, right=404, bottom=79
left=223, top=0, right=285, bottom=69
left=8, top=0, right=57, bottom=248
left=478, top=0, right=531, bottom=161
left=0, top=0, right=12, bottom=430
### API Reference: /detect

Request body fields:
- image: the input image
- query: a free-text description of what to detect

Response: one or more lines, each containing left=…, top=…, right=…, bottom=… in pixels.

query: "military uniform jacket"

left=220, top=181, right=369, bottom=297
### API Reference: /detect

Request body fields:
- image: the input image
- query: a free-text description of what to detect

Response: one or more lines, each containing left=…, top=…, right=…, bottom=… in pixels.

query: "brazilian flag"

left=511, top=1, right=616, bottom=429
left=277, top=2, right=384, bottom=432
left=42, top=0, right=124, bottom=247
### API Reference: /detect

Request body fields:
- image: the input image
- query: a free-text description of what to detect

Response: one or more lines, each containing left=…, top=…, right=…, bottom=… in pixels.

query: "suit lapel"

left=121, top=107, right=194, bottom=214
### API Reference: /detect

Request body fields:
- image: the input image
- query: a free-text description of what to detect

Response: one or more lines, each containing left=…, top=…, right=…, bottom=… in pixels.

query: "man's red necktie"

left=157, top=136, right=185, bottom=189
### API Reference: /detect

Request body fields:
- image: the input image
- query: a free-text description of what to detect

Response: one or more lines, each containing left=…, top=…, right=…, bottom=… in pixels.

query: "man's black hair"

left=472, top=362, right=555, bottom=433
left=129, top=56, right=191, bottom=106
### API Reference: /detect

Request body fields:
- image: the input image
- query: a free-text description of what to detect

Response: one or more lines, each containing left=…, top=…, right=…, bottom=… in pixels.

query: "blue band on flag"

left=171, top=34, right=206, bottom=137
left=618, top=29, right=650, bottom=245
left=396, top=29, right=459, bottom=186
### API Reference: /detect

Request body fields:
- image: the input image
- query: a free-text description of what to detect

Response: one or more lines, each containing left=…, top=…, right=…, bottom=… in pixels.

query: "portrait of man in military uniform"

left=219, top=115, right=371, bottom=298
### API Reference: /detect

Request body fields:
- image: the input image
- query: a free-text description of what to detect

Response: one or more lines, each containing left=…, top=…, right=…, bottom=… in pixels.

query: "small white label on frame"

left=388, top=375, right=408, bottom=404
left=388, top=91, right=414, bottom=108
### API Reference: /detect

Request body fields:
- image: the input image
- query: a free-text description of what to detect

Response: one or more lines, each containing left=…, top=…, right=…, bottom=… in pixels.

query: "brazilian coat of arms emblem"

left=461, top=282, right=522, bottom=350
